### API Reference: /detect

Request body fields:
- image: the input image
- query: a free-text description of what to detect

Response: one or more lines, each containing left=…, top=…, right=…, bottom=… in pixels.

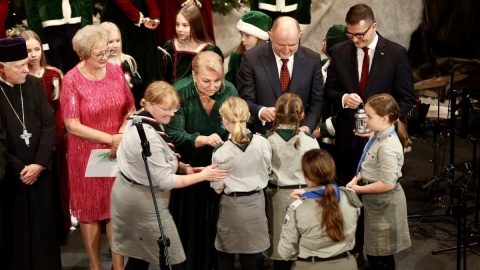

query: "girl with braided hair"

left=210, top=96, right=272, bottom=269
left=264, top=93, right=320, bottom=270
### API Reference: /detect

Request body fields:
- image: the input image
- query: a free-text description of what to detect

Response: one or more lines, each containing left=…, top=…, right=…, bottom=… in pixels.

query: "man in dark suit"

left=324, top=3, right=415, bottom=267
left=237, top=16, right=323, bottom=134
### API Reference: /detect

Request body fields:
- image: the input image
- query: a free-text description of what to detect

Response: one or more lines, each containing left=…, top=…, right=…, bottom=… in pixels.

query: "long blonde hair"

left=19, top=30, right=47, bottom=68
left=99, top=22, right=138, bottom=75
left=219, top=96, right=250, bottom=146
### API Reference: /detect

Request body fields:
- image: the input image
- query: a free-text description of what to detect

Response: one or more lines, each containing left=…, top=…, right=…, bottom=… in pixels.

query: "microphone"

left=133, top=116, right=152, bottom=157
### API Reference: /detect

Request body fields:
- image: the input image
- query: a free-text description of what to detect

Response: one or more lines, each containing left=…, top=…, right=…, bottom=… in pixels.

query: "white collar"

left=365, top=32, right=379, bottom=50
left=0, top=76, right=14, bottom=87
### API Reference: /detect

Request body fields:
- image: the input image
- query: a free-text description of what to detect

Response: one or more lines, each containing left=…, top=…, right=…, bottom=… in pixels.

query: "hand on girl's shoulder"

left=212, top=141, right=224, bottom=153
left=339, top=187, right=363, bottom=208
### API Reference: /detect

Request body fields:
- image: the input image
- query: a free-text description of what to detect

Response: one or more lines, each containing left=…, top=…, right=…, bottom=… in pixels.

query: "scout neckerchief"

left=275, top=127, right=297, bottom=142
left=129, top=109, right=180, bottom=159
left=356, top=129, right=397, bottom=175
left=230, top=132, right=253, bottom=152
left=300, top=184, right=340, bottom=201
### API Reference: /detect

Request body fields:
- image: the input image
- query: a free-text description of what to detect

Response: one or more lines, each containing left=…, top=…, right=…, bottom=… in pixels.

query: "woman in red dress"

left=60, top=25, right=135, bottom=270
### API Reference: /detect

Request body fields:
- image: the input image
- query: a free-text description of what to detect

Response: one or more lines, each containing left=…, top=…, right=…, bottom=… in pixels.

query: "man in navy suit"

left=325, top=3, right=415, bottom=185
left=324, top=3, right=415, bottom=267
left=237, top=16, right=323, bottom=134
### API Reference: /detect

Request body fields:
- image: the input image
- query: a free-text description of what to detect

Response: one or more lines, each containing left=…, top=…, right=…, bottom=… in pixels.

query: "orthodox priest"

left=0, top=118, right=6, bottom=259
left=0, top=37, right=61, bottom=269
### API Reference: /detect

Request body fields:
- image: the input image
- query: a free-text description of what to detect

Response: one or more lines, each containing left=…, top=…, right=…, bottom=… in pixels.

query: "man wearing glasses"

left=324, top=3, right=415, bottom=268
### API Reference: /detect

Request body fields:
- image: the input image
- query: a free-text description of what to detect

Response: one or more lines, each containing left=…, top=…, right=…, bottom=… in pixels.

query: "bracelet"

left=111, top=135, right=114, bottom=146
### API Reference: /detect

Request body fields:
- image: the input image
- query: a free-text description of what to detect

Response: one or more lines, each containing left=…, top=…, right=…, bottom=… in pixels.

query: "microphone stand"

left=133, top=117, right=172, bottom=270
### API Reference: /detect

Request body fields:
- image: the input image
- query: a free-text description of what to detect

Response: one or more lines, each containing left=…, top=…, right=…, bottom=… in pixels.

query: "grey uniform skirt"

left=110, top=175, right=186, bottom=265
left=265, top=187, right=296, bottom=260
left=363, top=182, right=411, bottom=256
left=215, top=191, right=269, bottom=253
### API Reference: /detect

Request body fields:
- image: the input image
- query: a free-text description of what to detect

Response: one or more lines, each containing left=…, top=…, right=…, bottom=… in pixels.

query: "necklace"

left=194, top=83, right=216, bottom=114
left=29, top=66, right=45, bottom=78
left=0, top=84, right=32, bottom=146
left=80, top=63, right=105, bottom=81
left=176, top=39, right=201, bottom=52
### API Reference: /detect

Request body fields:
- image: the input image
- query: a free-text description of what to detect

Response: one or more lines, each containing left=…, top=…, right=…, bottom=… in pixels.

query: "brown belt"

left=297, top=251, right=350, bottom=262
left=268, top=183, right=307, bottom=189
left=224, top=190, right=260, bottom=197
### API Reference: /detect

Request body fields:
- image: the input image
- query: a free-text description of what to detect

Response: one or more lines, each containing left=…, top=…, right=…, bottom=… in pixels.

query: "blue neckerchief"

left=356, top=129, right=397, bottom=175
left=300, top=184, right=340, bottom=202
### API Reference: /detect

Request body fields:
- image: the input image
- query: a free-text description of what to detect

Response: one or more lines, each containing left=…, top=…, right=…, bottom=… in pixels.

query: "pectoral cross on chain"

left=20, top=129, right=32, bottom=147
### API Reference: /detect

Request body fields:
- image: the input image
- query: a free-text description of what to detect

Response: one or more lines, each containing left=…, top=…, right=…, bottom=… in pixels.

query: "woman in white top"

left=111, top=81, right=229, bottom=270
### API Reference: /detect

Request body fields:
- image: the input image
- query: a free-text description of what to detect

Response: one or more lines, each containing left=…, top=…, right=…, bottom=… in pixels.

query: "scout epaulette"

left=213, top=141, right=224, bottom=153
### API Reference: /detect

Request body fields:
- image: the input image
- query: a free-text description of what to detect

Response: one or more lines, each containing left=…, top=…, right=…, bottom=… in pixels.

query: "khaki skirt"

left=293, top=255, right=357, bottom=270
left=110, top=175, right=186, bottom=264
left=363, top=182, right=411, bottom=256
left=265, top=187, right=296, bottom=260
left=215, top=191, right=269, bottom=253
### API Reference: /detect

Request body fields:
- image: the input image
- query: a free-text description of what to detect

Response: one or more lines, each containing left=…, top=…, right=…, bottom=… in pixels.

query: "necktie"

left=359, top=47, right=369, bottom=96
left=280, top=59, right=290, bottom=92
left=356, top=133, right=377, bottom=175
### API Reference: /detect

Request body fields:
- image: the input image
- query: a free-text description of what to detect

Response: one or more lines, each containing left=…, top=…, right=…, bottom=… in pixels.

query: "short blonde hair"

left=140, top=81, right=180, bottom=109
left=72, top=25, right=109, bottom=60
left=192, top=51, right=224, bottom=79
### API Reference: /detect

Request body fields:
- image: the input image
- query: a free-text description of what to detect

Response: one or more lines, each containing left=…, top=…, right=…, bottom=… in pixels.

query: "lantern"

left=354, top=104, right=367, bottom=133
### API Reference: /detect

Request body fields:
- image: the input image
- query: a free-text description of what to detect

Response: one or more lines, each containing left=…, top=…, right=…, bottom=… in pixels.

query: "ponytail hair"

left=301, top=149, right=345, bottom=242
left=272, top=93, right=304, bottom=149
left=219, top=97, right=251, bottom=146
left=366, top=93, right=409, bottom=148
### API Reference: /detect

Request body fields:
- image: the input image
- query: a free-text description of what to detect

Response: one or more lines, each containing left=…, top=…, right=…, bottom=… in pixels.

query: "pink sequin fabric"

left=60, top=62, right=134, bottom=222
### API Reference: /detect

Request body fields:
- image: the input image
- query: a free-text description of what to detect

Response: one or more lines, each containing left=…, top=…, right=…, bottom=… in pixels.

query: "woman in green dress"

left=164, top=5, right=223, bottom=84
left=225, top=11, right=272, bottom=87
left=165, top=51, right=238, bottom=270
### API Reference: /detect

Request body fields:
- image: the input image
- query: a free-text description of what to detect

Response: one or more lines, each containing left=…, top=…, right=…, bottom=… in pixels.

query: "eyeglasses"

left=149, top=102, right=180, bottom=113
left=91, top=49, right=112, bottom=59
left=345, top=21, right=375, bottom=39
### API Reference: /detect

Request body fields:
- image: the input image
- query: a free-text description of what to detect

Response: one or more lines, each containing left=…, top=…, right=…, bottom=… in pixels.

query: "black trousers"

left=125, top=257, right=185, bottom=270
left=367, top=254, right=396, bottom=270
left=217, top=251, right=257, bottom=270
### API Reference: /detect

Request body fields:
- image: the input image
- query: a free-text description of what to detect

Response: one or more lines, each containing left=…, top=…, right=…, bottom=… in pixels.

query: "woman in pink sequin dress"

left=60, top=25, right=135, bottom=270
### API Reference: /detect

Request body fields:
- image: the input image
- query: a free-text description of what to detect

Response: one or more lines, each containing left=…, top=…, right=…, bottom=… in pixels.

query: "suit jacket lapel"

left=349, top=42, right=360, bottom=93
left=289, top=48, right=305, bottom=94
left=261, top=43, right=283, bottom=98
left=366, top=34, right=386, bottom=93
